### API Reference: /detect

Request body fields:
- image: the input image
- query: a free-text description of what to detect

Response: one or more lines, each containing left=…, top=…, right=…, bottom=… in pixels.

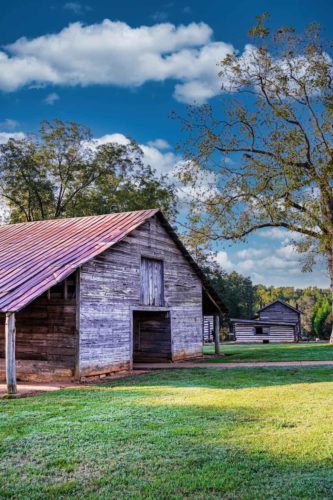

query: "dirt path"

left=0, top=370, right=149, bottom=398
left=2, top=361, right=333, bottom=398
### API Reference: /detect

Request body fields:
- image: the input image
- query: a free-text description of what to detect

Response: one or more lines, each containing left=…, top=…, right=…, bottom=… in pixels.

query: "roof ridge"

left=257, top=299, right=302, bottom=314
left=0, top=208, right=160, bottom=228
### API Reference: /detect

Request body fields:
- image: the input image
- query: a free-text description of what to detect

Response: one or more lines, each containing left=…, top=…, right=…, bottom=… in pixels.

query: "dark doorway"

left=133, top=311, right=171, bottom=362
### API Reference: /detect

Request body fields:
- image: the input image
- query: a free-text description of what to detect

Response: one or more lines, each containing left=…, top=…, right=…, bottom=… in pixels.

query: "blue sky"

left=0, top=0, right=331, bottom=288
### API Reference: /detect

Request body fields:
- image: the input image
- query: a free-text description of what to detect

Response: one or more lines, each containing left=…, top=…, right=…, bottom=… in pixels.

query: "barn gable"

left=257, top=299, right=301, bottom=316
left=257, top=299, right=301, bottom=333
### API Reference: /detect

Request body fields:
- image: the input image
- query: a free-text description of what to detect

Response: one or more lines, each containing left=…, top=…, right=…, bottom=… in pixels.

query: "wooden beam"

left=5, top=312, right=17, bottom=395
left=214, top=314, right=220, bottom=355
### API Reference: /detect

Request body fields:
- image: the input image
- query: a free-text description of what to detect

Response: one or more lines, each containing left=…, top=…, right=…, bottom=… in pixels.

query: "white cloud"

left=0, top=119, right=19, bottom=130
left=92, top=132, right=179, bottom=178
left=234, top=246, right=302, bottom=274
left=0, top=132, right=25, bottom=144
left=213, top=241, right=329, bottom=287
left=0, top=20, right=236, bottom=103
left=216, top=250, right=233, bottom=271
left=258, top=227, right=291, bottom=240
left=236, top=248, right=267, bottom=259
left=93, top=133, right=130, bottom=147
left=93, top=132, right=218, bottom=204
left=43, top=92, right=60, bottom=105
left=64, top=2, right=91, bottom=15
left=276, top=244, right=298, bottom=259
left=237, top=259, right=256, bottom=272
left=147, top=139, right=171, bottom=150
left=140, top=144, right=179, bottom=177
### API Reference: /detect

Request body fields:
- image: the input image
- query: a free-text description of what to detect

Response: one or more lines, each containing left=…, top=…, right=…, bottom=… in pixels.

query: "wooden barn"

left=0, top=209, right=226, bottom=396
left=230, top=300, right=302, bottom=343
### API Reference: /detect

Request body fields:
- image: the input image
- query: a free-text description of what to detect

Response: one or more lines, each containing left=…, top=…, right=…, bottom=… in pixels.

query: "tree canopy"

left=0, top=119, right=176, bottom=223
left=178, top=15, right=333, bottom=338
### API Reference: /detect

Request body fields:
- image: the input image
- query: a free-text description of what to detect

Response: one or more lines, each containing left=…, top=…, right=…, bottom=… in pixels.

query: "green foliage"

left=181, top=238, right=257, bottom=318
left=178, top=17, right=333, bottom=337
left=248, top=12, right=270, bottom=38
left=312, top=298, right=332, bottom=339
left=323, top=312, right=333, bottom=338
left=0, top=119, right=176, bottom=222
left=210, top=270, right=256, bottom=318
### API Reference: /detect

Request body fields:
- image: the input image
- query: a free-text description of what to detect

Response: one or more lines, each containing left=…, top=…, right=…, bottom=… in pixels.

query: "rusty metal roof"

left=0, top=209, right=159, bottom=312
left=0, top=209, right=227, bottom=314
left=229, top=318, right=296, bottom=326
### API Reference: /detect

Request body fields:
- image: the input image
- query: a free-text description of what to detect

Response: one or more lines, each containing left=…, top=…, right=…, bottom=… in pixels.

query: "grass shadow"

left=1, top=367, right=333, bottom=498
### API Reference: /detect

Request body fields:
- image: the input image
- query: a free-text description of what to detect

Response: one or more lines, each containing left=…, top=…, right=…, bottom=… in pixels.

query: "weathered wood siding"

left=79, top=215, right=203, bottom=376
left=259, top=302, right=300, bottom=332
left=0, top=282, right=76, bottom=380
left=203, top=315, right=214, bottom=342
left=234, top=323, right=295, bottom=343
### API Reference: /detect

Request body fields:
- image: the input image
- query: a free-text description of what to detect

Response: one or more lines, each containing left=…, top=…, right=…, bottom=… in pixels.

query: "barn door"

left=140, top=257, right=164, bottom=306
left=133, top=311, right=171, bottom=362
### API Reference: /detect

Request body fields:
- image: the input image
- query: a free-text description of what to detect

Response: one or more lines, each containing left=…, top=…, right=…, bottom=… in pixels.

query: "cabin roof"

left=257, top=299, right=302, bottom=315
left=0, top=209, right=227, bottom=314
left=230, top=318, right=296, bottom=326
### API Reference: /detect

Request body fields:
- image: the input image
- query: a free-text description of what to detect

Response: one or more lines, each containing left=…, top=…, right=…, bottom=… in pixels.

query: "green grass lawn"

left=203, top=341, right=333, bottom=362
left=2, top=368, right=333, bottom=498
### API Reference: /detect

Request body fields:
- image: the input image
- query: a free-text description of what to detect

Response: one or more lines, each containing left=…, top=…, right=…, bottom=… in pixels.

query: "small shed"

left=230, top=300, right=302, bottom=343
left=230, top=319, right=296, bottom=343
left=0, top=209, right=226, bottom=395
left=257, top=300, right=301, bottom=334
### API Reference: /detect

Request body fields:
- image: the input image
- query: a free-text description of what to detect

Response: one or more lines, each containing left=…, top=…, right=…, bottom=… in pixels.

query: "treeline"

left=208, top=269, right=332, bottom=339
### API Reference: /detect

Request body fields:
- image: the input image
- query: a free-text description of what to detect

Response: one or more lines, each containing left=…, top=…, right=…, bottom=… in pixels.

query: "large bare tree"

left=178, top=15, right=333, bottom=339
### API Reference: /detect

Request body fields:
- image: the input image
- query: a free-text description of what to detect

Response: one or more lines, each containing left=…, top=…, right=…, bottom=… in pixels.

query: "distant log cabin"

left=0, top=209, right=226, bottom=395
left=230, top=300, right=302, bottom=343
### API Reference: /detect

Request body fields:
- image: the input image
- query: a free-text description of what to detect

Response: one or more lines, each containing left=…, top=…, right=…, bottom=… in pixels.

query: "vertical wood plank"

left=140, top=257, right=164, bottom=306
left=5, top=312, right=17, bottom=394
left=214, top=314, right=220, bottom=355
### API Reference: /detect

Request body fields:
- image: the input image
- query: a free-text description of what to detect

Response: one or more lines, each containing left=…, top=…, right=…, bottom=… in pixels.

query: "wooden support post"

left=74, top=270, right=81, bottom=380
left=214, top=314, right=220, bottom=355
left=5, top=312, right=17, bottom=395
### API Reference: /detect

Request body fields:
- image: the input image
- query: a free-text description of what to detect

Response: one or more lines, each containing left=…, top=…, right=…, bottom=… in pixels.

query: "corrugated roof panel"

left=0, top=209, right=159, bottom=312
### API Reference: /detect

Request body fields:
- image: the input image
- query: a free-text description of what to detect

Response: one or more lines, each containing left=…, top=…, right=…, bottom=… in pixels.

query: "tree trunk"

left=328, top=247, right=333, bottom=344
